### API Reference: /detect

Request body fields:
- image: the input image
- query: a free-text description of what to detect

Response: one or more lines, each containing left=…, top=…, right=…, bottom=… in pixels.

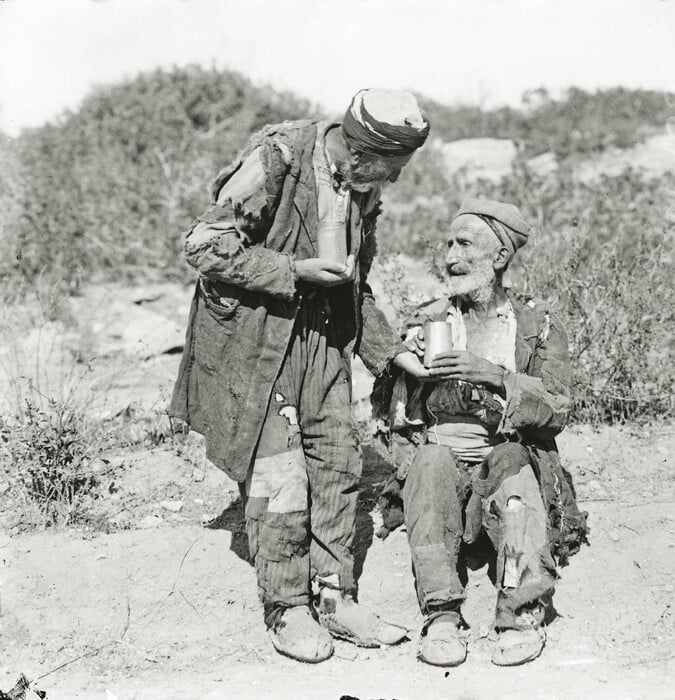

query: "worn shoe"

left=316, top=590, right=408, bottom=648
left=418, top=611, right=467, bottom=667
left=492, top=626, right=545, bottom=666
left=269, top=606, right=333, bottom=663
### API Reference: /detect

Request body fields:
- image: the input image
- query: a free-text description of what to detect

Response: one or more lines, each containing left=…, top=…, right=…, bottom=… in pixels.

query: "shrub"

left=1, top=394, right=107, bottom=527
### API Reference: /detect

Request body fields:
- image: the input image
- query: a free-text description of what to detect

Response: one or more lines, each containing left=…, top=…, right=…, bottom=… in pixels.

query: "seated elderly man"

left=372, top=199, right=588, bottom=667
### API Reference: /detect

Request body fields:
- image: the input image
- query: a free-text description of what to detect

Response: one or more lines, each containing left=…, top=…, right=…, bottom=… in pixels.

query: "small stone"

left=0, top=482, right=10, bottom=495
left=194, top=498, right=204, bottom=506
left=89, top=458, right=107, bottom=473
left=139, top=515, right=162, bottom=529
left=642, top=491, right=654, bottom=499
left=608, top=529, right=620, bottom=542
left=200, top=514, right=214, bottom=525
left=586, top=446, right=593, bottom=453
left=110, top=511, right=131, bottom=529
left=160, top=500, right=183, bottom=513
left=192, top=468, right=205, bottom=483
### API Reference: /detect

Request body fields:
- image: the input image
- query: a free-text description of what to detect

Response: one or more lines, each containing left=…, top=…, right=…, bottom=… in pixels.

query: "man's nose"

left=445, top=250, right=460, bottom=267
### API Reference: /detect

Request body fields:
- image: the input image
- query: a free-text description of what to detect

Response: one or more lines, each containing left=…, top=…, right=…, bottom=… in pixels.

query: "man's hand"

left=428, top=351, right=506, bottom=390
left=404, top=326, right=425, bottom=359
left=393, top=351, right=443, bottom=382
left=295, top=255, right=355, bottom=287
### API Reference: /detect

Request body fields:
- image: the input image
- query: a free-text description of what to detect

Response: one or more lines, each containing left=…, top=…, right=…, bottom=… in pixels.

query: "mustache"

left=446, top=263, right=471, bottom=275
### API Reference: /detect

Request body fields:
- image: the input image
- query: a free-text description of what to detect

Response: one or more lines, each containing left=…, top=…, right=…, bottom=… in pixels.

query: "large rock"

left=94, top=301, right=185, bottom=359
left=440, top=138, right=518, bottom=182
left=576, top=134, right=675, bottom=183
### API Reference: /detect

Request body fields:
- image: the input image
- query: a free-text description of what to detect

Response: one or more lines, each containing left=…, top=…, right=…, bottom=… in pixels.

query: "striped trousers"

left=241, top=292, right=361, bottom=625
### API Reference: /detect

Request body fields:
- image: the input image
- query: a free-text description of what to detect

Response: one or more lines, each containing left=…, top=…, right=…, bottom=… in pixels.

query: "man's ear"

left=492, top=246, right=511, bottom=272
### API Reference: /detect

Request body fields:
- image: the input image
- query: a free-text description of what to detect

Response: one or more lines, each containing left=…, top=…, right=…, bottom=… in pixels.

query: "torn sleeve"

left=183, top=141, right=297, bottom=300
left=499, top=312, right=572, bottom=439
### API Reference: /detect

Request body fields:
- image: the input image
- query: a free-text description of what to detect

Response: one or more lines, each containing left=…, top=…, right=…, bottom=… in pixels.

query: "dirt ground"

left=1, top=422, right=673, bottom=700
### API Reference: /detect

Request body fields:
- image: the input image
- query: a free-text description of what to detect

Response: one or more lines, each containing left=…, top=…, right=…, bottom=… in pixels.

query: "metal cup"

left=423, top=320, right=454, bottom=368
left=317, top=221, right=348, bottom=266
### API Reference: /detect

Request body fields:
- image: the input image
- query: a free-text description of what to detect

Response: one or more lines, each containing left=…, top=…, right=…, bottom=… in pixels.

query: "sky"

left=0, top=0, right=674, bottom=136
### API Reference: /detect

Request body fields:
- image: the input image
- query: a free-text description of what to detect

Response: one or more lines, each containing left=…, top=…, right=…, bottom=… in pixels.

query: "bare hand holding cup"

left=295, top=255, right=355, bottom=287
left=428, top=350, right=506, bottom=389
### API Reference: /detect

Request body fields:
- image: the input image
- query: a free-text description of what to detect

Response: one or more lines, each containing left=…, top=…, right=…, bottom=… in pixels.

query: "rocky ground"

left=0, top=283, right=673, bottom=699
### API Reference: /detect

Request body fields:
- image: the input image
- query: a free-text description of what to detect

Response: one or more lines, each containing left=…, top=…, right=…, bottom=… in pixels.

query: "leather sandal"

left=492, top=626, right=545, bottom=666
left=418, top=611, right=467, bottom=667
left=269, top=606, right=333, bottom=663
left=316, top=590, right=408, bottom=648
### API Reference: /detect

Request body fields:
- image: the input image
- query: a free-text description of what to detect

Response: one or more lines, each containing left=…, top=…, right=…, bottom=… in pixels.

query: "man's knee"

left=476, top=442, right=530, bottom=495
left=487, top=442, right=530, bottom=471
left=406, top=444, right=460, bottom=493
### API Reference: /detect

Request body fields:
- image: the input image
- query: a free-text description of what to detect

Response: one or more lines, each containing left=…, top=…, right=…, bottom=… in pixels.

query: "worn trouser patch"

left=402, top=444, right=468, bottom=611
left=402, top=441, right=555, bottom=627
left=247, top=448, right=308, bottom=513
left=242, top=293, right=361, bottom=619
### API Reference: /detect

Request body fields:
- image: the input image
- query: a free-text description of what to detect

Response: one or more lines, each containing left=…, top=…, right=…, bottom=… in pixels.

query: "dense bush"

left=1, top=66, right=315, bottom=287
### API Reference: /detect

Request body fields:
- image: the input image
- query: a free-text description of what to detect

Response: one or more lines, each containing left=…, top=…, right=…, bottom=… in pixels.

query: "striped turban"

left=342, top=89, right=430, bottom=157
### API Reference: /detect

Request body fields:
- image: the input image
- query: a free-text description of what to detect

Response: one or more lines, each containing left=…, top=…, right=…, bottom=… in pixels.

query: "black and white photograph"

left=0, top=1, right=673, bottom=698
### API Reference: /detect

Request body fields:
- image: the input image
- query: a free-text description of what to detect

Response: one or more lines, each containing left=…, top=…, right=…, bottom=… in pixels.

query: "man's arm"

left=499, top=310, right=571, bottom=439
left=354, top=197, right=409, bottom=375
left=184, top=140, right=298, bottom=300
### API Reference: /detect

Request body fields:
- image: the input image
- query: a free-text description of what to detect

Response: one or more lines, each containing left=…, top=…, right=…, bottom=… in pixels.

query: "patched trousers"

left=240, top=293, right=361, bottom=625
left=402, top=441, right=556, bottom=630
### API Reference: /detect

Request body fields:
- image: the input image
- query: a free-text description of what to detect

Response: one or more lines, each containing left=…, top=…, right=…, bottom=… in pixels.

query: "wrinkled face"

left=343, top=152, right=413, bottom=192
left=444, top=214, right=505, bottom=298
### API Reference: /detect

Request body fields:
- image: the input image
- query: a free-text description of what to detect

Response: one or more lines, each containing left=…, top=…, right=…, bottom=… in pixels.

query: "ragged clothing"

left=372, top=290, right=588, bottom=567
left=424, top=298, right=517, bottom=462
left=170, top=120, right=405, bottom=482
left=242, top=290, right=361, bottom=624
left=403, top=442, right=556, bottom=629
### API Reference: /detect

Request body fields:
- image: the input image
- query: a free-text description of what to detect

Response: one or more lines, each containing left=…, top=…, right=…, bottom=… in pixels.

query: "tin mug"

left=317, top=221, right=348, bottom=266
left=423, top=320, right=454, bottom=368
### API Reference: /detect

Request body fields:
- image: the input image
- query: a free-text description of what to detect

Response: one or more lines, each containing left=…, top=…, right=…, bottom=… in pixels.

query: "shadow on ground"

left=206, top=442, right=394, bottom=590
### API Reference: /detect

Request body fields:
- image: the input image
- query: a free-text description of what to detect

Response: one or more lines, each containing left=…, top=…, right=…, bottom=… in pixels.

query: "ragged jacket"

left=372, top=290, right=588, bottom=564
left=170, top=120, right=405, bottom=481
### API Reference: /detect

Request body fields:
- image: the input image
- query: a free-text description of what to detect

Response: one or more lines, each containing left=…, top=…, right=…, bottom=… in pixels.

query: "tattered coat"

left=170, top=120, right=405, bottom=481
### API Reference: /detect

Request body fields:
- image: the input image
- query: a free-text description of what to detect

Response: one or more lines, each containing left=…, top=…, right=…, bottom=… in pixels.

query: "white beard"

left=445, top=256, right=497, bottom=305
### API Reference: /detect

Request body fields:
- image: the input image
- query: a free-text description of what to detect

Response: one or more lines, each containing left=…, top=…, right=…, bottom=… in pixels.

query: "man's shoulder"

left=507, top=288, right=567, bottom=342
left=210, top=120, right=318, bottom=201
left=252, top=119, right=319, bottom=151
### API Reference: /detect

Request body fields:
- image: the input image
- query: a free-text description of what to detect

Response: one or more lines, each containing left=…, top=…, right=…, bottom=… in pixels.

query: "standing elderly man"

left=170, top=90, right=432, bottom=662
left=373, top=199, right=588, bottom=667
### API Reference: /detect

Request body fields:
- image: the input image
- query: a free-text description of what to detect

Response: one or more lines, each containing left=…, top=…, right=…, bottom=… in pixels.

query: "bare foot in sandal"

left=269, top=606, right=333, bottom=663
